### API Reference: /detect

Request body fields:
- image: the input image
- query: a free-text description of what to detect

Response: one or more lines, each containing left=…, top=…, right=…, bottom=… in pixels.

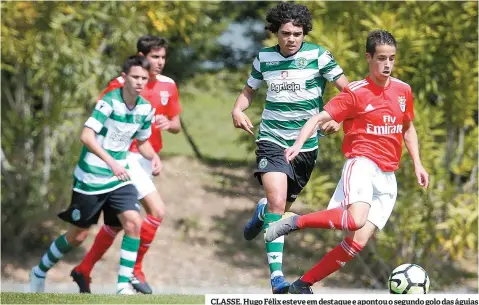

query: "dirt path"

left=2, top=156, right=476, bottom=294
left=2, top=156, right=306, bottom=291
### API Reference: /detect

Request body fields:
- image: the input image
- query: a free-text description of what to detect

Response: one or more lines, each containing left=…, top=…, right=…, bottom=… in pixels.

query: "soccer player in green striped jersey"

left=29, top=55, right=161, bottom=295
left=232, top=2, right=348, bottom=294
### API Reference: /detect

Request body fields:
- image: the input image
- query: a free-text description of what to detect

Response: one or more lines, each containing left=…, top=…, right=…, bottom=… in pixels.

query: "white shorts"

left=328, top=157, right=397, bottom=230
left=126, top=152, right=156, bottom=200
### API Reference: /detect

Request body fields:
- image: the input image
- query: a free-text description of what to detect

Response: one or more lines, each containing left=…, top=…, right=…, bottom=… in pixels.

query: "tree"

left=1, top=1, right=234, bottom=252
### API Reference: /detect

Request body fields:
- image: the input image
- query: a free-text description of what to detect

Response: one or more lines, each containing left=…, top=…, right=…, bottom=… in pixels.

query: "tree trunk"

left=180, top=117, right=203, bottom=160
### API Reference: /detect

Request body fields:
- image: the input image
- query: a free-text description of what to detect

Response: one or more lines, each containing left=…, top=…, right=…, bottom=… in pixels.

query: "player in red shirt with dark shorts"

left=71, top=35, right=182, bottom=294
left=264, top=30, right=429, bottom=294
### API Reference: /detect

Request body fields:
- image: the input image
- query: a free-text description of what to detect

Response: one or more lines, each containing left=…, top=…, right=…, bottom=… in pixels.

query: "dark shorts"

left=254, top=140, right=318, bottom=203
left=58, top=184, right=140, bottom=228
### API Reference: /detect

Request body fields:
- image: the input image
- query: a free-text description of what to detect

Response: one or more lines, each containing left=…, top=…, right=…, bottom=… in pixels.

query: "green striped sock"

left=34, top=234, right=73, bottom=278
left=263, top=213, right=284, bottom=279
left=117, top=235, right=140, bottom=291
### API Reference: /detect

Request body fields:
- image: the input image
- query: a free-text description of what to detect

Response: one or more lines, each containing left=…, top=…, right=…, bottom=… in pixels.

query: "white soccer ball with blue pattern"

left=388, top=263, right=430, bottom=294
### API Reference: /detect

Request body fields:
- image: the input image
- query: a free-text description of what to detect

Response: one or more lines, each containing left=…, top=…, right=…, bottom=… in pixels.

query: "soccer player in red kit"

left=71, top=35, right=182, bottom=294
left=264, top=30, right=429, bottom=294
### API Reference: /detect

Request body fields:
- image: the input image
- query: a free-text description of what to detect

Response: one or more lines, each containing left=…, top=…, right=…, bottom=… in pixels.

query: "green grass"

left=1, top=292, right=204, bottom=304
left=160, top=81, right=257, bottom=162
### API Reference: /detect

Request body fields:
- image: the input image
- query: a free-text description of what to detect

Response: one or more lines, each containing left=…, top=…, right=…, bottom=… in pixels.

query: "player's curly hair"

left=265, top=2, right=313, bottom=35
left=366, top=30, right=396, bottom=56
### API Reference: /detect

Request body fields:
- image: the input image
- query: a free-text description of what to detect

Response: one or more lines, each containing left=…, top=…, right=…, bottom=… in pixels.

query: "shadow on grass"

left=1, top=222, right=98, bottom=277
left=209, top=206, right=478, bottom=291
left=208, top=205, right=380, bottom=289
left=179, top=155, right=478, bottom=292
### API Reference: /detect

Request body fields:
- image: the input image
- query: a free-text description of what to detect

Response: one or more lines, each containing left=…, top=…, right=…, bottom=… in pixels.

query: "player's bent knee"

left=65, top=227, right=89, bottom=247
left=122, top=218, right=142, bottom=237
left=348, top=202, right=370, bottom=230
left=351, top=216, right=368, bottom=230
left=140, top=192, right=166, bottom=219
left=119, top=211, right=143, bottom=237
left=146, top=203, right=165, bottom=219
left=347, top=221, right=376, bottom=246
left=149, top=208, right=165, bottom=220
left=266, top=194, right=287, bottom=213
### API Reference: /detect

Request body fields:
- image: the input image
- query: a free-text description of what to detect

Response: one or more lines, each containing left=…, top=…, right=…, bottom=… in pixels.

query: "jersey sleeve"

left=323, top=87, right=358, bottom=123
left=317, top=49, right=344, bottom=82
left=404, top=87, right=415, bottom=122
left=135, top=109, right=154, bottom=141
left=84, top=97, right=113, bottom=133
left=165, top=83, right=182, bottom=118
left=246, top=55, right=263, bottom=90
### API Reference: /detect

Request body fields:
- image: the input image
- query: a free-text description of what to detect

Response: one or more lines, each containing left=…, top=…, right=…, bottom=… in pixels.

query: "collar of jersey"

left=118, top=88, right=139, bottom=111
left=275, top=42, right=305, bottom=59
left=366, top=76, right=392, bottom=91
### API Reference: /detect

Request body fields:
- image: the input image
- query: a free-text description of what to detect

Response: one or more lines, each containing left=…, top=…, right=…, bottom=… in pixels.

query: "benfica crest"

left=160, top=91, right=170, bottom=106
left=398, top=96, right=406, bottom=112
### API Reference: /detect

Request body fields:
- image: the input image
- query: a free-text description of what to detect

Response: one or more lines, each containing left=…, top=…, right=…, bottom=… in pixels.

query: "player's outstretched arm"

left=136, top=139, right=157, bottom=161
left=167, top=115, right=181, bottom=133
left=80, top=127, right=129, bottom=181
left=321, top=76, right=349, bottom=134
left=232, top=85, right=255, bottom=135
left=403, top=120, right=429, bottom=188
left=333, top=75, right=349, bottom=92
left=137, top=139, right=162, bottom=176
left=285, top=111, right=333, bottom=162
left=155, top=114, right=181, bottom=134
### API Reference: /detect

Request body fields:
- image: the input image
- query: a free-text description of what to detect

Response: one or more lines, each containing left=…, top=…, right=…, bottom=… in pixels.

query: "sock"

left=297, top=207, right=358, bottom=231
left=133, top=215, right=162, bottom=278
left=301, top=237, right=364, bottom=284
left=264, top=212, right=284, bottom=279
left=117, top=235, right=140, bottom=292
left=33, top=234, right=73, bottom=278
left=75, top=225, right=121, bottom=277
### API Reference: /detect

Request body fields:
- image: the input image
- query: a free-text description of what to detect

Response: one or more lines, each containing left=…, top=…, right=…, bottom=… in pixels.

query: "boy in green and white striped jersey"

left=29, top=55, right=161, bottom=295
left=232, top=2, right=349, bottom=294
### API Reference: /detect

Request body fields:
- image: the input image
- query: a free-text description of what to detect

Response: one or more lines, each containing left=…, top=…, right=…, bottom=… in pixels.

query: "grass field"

left=160, top=79, right=258, bottom=161
left=1, top=292, right=204, bottom=304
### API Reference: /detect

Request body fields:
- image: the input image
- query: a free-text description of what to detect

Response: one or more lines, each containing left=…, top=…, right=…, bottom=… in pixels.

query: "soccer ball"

left=388, top=263, right=430, bottom=294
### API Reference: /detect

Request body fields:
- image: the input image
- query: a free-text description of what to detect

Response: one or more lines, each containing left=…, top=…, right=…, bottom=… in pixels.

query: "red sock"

left=301, top=237, right=364, bottom=285
left=297, top=208, right=358, bottom=231
left=133, top=214, right=162, bottom=277
left=74, top=225, right=120, bottom=277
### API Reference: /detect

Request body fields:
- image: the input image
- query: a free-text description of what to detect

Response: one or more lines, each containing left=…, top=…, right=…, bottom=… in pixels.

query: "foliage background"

left=1, top=1, right=477, bottom=290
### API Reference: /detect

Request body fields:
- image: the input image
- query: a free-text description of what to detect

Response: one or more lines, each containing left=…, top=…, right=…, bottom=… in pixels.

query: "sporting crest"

left=280, top=71, right=288, bottom=79
left=295, top=57, right=308, bottom=69
left=135, top=114, right=143, bottom=123
left=71, top=209, right=81, bottom=221
left=259, top=157, right=268, bottom=169
left=398, top=96, right=406, bottom=112
left=160, top=91, right=170, bottom=106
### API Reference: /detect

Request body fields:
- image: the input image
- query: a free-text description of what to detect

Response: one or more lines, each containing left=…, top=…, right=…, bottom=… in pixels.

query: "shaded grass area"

left=160, top=85, right=257, bottom=162
left=1, top=292, right=204, bottom=304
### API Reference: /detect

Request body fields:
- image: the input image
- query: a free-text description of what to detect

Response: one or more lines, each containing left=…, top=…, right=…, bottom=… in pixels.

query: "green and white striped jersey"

left=73, top=88, right=154, bottom=195
left=247, top=42, right=344, bottom=151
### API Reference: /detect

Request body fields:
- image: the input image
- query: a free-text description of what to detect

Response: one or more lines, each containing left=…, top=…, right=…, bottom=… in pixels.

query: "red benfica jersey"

left=324, top=76, right=414, bottom=172
left=98, top=74, right=181, bottom=153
